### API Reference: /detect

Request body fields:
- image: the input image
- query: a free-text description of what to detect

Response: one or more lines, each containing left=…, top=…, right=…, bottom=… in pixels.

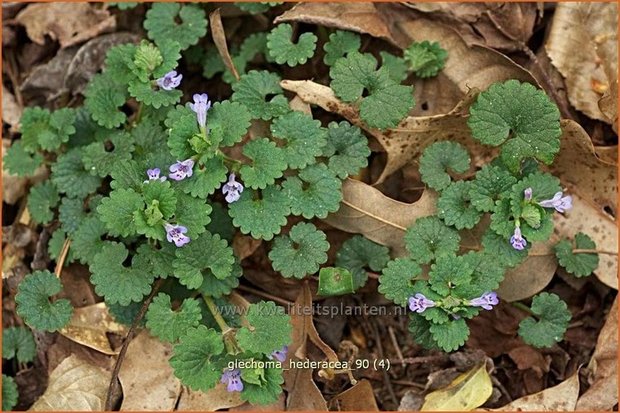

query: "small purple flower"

left=538, top=191, right=572, bottom=213
left=144, top=168, right=167, bottom=184
left=524, top=187, right=533, bottom=201
left=469, top=291, right=499, bottom=310
left=222, top=173, right=244, bottom=203
left=156, top=70, right=182, bottom=91
left=164, top=223, right=190, bottom=247
left=221, top=369, right=243, bottom=393
left=408, top=293, right=436, bottom=313
left=189, top=93, right=212, bottom=129
left=169, top=159, right=194, bottom=181
left=510, top=226, right=527, bottom=250
left=268, top=345, right=288, bottom=363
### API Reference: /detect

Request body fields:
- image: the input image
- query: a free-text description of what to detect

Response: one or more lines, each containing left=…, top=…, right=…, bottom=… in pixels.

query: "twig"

left=370, top=321, right=398, bottom=406
left=54, top=239, right=72, bottom=278
left=528, top=248, right=617, bottom=256
left=236, top=284, right=292, bottom=306
left=388, top=354, right=448, bottom=365
left=104, top=278, right=164, bottom=410
left=388, top=326, right=404, bottom=364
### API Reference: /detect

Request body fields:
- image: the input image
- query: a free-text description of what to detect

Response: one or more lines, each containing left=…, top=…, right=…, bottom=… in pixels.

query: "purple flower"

left=408, top=293, right=436, bottom=313
left=169, top=159, right=194, bottom=181
left=538, top=191, right=572, bottom=213
left=510, top=226, right=527, bottom=250
left=156, top=70, right=182, bottom=91
left=469, top=291, right=499, bottom=310
left=524, top=187, right=533, bottom=201
left=164, top=223, right=190, bottom=247
left=144, top=168, right=167, bottom=183
left=222, top=173, right=244, bottom=203
left=189, top=93, right=212, bottom=129
left=221, top=369, right=243, bottom=393
left=268, top=345, right=288, bottom=363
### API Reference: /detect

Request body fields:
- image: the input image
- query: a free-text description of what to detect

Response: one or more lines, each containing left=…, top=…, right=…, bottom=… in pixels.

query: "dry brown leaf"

left=575, top=298, right=618, bottom=411
left=232, top=233, right=262, bottom=261
left=14, top=3, right=116, bottom=49
left=594, top=145, right=618, bottom=165
left=275, top=2, right=392, bottom=41
left=322, top=178, right=436, bottom=256
left=492, top=369, right=580, bottom=411
left=118, top=331, right=181, bottom=411
left=329, top=379, right=379, bottom=411
left=209, top=9, right=240, bottom=82
left=2, top=85, right=22, bottom=129
left=549, top=120, right=617, bottom=289
left=421, top=363, right=492, bottom=411
left=30, top=354, right=111, bottom=411
left=177, top=384, right=244, bottom=411
left=59, top=302, right=127, bottom=355
left=546, top=3, right=618, bottom=122
left=598, top=80, right=618, bottom=132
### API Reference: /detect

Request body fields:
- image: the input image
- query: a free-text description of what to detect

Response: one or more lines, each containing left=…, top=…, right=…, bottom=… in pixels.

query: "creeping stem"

left=202, top=294, right=233, bottom=334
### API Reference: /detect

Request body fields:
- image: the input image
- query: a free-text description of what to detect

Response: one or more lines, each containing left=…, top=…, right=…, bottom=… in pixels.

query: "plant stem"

left=510, top=301, right=534, bottom=315
left=528, top=248, right=617, bottom=256
left=202, top=294, right=232, bottom=334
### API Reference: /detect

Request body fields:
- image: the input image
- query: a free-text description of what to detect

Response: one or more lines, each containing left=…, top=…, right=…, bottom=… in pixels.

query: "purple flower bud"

left=408, top=293, right=436, bottom=313
left=524, top=187, right=533, bottom=201
left=538, top=191, right=572, bottom=213
left=268, top=345, right=288, bottom=363
left=469, top=291, right=499, bottom=310
left=156, top=70, right=182, bottom=91
left=144, top=168, right=167, bottom=184
left=221, top=369, right=243, bottom=393
left=164, top=223, right=190, bottom=247
left=510, top=226, right=527, bottom=250
left=189, top=93, right=212, bottom=129
left=222, top=173, right=244, bottom=203
left=169, top=159, right=194, bottom=181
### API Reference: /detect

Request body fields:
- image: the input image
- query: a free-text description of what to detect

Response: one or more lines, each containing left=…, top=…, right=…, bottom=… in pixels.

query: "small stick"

left=388, top=326, right=404, bottom=364
left=54, top=239, right=72, bottom=278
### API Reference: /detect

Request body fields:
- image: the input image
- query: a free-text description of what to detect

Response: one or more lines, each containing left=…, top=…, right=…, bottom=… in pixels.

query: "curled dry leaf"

left=59, top=302, right=127, bottom=355
left=322, top=178, right=436, bottom=257
left=177, top=384, right=244, bottom=411
left=598, top=79, right=618, bottom=132
left=492, top=369, right=580, bottom=411
left=209, top=9, right=240, bottom=82
left=329, top=379, right=379, bottom=411
left=421, top=362, right=492, bottom=411
left=14, top=3, right=116, bottom=49
left=575, top=298, right=617, bottom=411
left=118, top=331, right=181, bottom=411
left=546, top=3, right=618, bottom=122
left=275, top=2, right=393, bottom=42
left=2, top=85, right=22, bottom=130
left=30, top=354, right=111, bottom=411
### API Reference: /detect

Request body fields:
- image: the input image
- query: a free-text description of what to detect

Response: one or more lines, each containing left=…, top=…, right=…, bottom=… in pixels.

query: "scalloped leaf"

left=269, top=222, right=329, bottom=279
left=146, top=293, right=202, bottom=343
left=404, top=216, right=460, bottom=264
left=555, top=233, right=599, bottom=277
left=282, top=164, right=342, bottom=219
left=518, top=292, right=571, bottom=348
left=267, top=23, right=317, bottom=66
left=420, top=141, right=471, bottom=191
left=15, top=271, right=73, bottom=332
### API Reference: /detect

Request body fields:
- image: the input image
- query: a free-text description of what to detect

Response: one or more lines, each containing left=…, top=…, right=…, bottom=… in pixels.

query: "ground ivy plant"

left=4, top=2, right=601, bottom=406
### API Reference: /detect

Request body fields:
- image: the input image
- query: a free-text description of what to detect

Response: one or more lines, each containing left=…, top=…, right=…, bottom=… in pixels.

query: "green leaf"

left=378, top=258, right=422, bottom=306
left=403, top=40, right=448, bottom=78
left=270, top=111, right=327, bottom=170
left=71, top=215, right=110, bottom=265
left=380, top=52, right=408, bottom=83
left=3, top=326, right=36, bottom=363
left=269, top=222, right=329, bottom=278
left=15, top=270, right=73, bottom=332
left=28, top=181, right=60, bottom=225
left=428, top=255, right=473, bottom=296
left=146, top=293, right=202, bottom=343
left=135, top=181, right=178, bottom=240
left=330, top=52, right=378, bottom=102
left=283, top=164, right=342, bottom=219
left=198, top=260, right=242, bottom=298
left=232, top=70, right=290, bottom=120
left=429, top=317, right=469, bottom=352
left=144, top=3, right=207, bottom=50
left=236, top=301, right=291, bottom=355
left=419, top=141, right=471, bottom=191
left=90, top=243, right=155, bottom=305
left=555, top=233, right=599, bottom=277
left=48, top=229, right=75, bottom=265
left=58, top=197, right=86, bottom=233
left=240, top=366, right=285, bottom=405
left=104, top=43, right=139, bottom=84
left=239, top=138, right=287, bottom=189
left=170, top=325, right=224, bottom=392
left=131, top=40, right=163, bottom=81
left=336, top=235, right=390, bottom=289
left=84, top=73, right=128, bottom=129
left=317, top=267, right=355, bottom=296
left=323, top=30, right=360, bottom=66
left=518, top=292, right=571, bottom=348
left=133, top=242, right=176, bottom=279
left=174, top=193, right=212, bottom=238
left=404, top=216, right=460, bottom=264
left=20, top=107, right=76, bottom=152
left=468, top=80, right=562, bottom=172
left=97, top=188, right=144, bottom=237
left=129, top=79, right=182, bottom=108
left=235, top=2, right=282, bottom=14
left=177, top=156, right=228, bottom=199
left=173, top=232, right=235, bottom=289
left=4, top=141, right=43, bottom=177
left=490, top=198, right=517, bottom=238
left=437, top=181, right=482, bottom=230
left=107, top=300, right=144, bottom=326
left=509, top=172, right=561, bottom=217
left=453, top=251, right=505, bottom=298
left=469, top=165, right=517, bottom=212
left=229, top=186, right=290, bottom=240
left=408, top=313, right=439, bottom=350
left=481, top=228, right=527, bottom=268
left=322, top=121, right=370, bottom=179
left=165, top=105, right=199, bottom=160
left=51, top=148, right=102, bottom=198
left=82, top=132, right=135, bottom=177
left=2, top=375, right=18, bottom=411
left=209, top=101, right=252, bottom=147
left=267, top=23, right=317, bottom=66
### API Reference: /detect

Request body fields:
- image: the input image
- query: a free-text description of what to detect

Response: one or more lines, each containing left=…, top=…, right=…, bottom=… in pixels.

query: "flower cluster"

left=408, top=291, right=499, bottom=313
